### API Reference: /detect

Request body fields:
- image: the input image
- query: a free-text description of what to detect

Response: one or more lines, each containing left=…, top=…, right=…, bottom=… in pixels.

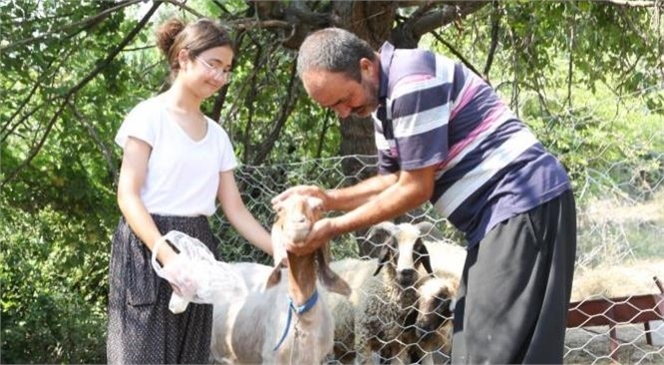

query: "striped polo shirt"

left=373, top=42, right=571, bottom=247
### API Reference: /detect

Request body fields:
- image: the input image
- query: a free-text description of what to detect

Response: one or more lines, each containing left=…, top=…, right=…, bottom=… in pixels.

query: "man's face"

left=301, top=63, right=379, bottom=119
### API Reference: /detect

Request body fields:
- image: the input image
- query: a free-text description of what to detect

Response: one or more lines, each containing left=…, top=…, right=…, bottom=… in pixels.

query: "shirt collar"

left=378, top=41, right=395, bottom=100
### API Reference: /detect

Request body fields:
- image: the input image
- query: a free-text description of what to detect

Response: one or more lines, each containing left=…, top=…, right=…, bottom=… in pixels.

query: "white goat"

left=210, top=194, right=350, bottom=364
left=326, top=221, right=435, bottom=364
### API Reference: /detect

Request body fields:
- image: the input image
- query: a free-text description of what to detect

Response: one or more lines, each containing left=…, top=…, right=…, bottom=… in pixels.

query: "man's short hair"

left=297, top=27, right=376, bottom=82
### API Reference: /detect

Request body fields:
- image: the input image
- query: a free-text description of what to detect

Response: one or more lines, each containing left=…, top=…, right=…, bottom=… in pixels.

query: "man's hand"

left=272, top=185, right=330, bottom=211
left=285, top=217, right=336, bottom=256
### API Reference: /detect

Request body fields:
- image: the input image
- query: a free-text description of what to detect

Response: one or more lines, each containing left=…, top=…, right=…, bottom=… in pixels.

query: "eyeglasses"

left=196, top=57, right=232, bottom=83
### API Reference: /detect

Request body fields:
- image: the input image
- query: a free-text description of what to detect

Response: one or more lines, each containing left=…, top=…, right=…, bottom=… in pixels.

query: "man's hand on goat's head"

left=285, top=217, right=335, bottom=256
left=272, top=185, right=329, bottom=211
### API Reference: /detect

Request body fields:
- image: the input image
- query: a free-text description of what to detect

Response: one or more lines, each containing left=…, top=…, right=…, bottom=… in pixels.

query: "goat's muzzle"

left=396, top=268, right=418, bottom=288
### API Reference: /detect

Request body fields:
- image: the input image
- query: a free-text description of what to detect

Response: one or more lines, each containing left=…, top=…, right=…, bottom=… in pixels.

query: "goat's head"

left=267, top=193, right=350, bottom=297
left=411, top=273, right=458, bottom=341
left=368, top=221, right=433, bottom=287
left=273, top=194, right=324, bottom=245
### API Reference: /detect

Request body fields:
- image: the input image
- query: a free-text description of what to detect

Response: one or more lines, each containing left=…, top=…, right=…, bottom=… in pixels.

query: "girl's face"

left=179, top=45, right=234, bottom=99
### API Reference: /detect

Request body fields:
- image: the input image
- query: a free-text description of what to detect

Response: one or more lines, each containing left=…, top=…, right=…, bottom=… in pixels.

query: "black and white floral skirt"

left=106, top=215, right=218, bottom=364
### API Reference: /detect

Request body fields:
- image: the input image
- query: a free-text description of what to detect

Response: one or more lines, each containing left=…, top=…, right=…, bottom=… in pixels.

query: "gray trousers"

left=451, top=190, right=577, bottom=364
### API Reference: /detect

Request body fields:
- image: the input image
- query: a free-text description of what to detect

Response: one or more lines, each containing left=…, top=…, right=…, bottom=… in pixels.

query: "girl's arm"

left=217, top=170, right=273, bottom=256
left=117, top=137, right=178, bottom=265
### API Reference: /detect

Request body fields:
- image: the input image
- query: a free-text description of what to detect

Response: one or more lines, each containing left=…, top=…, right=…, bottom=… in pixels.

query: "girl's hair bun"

left=156, top=17, right=186, bottom=56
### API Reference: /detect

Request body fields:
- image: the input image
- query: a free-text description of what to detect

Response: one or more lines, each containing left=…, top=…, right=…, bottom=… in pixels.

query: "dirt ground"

left=568, top=189, right=664, bottom=364
left=565, top=324, right=664, bottom=364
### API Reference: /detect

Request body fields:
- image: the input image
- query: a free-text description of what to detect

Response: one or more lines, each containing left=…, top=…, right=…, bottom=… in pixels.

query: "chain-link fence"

left=211, top=95, right=664, bottom=363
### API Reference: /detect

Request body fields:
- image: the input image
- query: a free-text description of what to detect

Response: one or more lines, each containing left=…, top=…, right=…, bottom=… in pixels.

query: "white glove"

left=168, top=293, right=190, bottom=314
left=151, top=231, right=249, bottom=314
left=161, top=253, right=199, bottom=300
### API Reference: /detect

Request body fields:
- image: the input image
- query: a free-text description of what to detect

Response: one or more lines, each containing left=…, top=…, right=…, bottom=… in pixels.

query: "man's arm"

left=330, top=165, right=436, bottom=234
left=271, top=172, right=398, bottom=212
left=326, top=172, right=399, bottom=211
left=286, top=165, right=436, bottom=255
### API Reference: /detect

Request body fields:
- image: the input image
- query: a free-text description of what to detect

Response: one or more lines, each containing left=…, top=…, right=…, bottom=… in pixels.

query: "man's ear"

left=359, top=57, right=376, bottom=78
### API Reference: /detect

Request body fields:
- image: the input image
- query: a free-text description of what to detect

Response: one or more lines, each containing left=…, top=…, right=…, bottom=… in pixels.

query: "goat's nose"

left=290, top=214, right=307, bottom=224
left=396, top=268, right=417, bottom=287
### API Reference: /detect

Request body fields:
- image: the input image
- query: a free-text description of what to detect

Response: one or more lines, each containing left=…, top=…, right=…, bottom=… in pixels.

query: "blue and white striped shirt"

left=374, top=42, right=571, bottom=247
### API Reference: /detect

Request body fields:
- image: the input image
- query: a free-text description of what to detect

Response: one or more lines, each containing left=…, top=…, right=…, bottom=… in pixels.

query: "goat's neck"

left=286, top=251, right=317, bottom=306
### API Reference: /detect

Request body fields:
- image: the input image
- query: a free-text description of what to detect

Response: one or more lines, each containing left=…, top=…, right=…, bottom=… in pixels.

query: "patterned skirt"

left=106, top=215, right=218, bottom=364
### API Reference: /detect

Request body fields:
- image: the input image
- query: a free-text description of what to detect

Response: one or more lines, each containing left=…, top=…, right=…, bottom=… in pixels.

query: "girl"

left=107, top=17, right=272, bottom=364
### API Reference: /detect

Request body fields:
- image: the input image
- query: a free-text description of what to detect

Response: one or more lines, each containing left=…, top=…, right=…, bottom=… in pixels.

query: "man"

left=273, top=27, right=576, bottom=364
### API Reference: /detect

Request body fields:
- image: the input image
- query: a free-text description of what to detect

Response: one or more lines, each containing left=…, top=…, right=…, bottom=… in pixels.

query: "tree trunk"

left=332, top=2, right=398, bottom=256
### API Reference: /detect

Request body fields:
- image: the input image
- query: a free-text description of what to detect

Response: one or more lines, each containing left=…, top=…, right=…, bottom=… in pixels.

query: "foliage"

left=0, top=195, right=110, bottom=364
left=426, top=2, right=663, bottom=202
left=1, top=0, right=663, bottom=363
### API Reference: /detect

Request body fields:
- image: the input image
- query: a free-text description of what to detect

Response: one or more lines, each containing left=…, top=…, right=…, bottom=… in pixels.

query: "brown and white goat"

left=404, top=269, right=459, bottom=364
left=210, top=194, right=350, bottom=365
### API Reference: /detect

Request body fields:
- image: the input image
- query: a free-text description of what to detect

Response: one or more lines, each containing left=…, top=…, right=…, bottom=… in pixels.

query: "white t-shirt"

left=115, top=96, right=238, bottom=217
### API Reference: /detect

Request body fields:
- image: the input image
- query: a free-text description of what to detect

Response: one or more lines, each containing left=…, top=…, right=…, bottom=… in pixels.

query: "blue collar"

left=290, top=289, right=319, bottom=314
left=273, top=289, right=319, bottom=351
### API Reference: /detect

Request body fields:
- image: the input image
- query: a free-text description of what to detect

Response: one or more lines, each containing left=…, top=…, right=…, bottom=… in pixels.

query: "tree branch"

left=1, top=74, right=43, bottom=138
left=316, top=109, right=333, bottom=159
left=2, top=44, right=81, bottom=143
left=410, top=2, right=490, bottom=38
left=158, top=0, right=206, bottom=18
left=241, top=39, right=264, bottom=163
left=230, top=18, right=291, bottom=31
left=430, top=30, right=486, bottom=83
left=67, top=101, right=119, bottom=185
left=220, top=35, right=265, bottom=139
left=252, top=59, right=300, bottom=165
left=603, top=0, right=664, bottom=7
left=565, top=3, right=576, bottom=109
left=1, top=1, right=161, bottom=187
left=483, top=1, right=501, bottom=78
left=1, top=0, right=143, bottom=52
left=210, top=84, right=229, bottom=123
left=211, top=0, right=234, bottom=15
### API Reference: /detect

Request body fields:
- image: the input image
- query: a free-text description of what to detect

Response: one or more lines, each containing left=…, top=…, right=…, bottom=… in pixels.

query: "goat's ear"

left=440, top=297, right=454, bottom=320
left=306, top=197, right=324, bottom=211
left=266, top=221, right=287, bottom=290
left=266, top=265, right=282, bottom=290
left=316, top=245, right=351, bottom=297
left=415, top=221, right=445, bottom=240
left=271, top=222, right=288, bottom=268
left=415, top=239, right=433, bottom=274
left=373, top=237, right=394, bottom=276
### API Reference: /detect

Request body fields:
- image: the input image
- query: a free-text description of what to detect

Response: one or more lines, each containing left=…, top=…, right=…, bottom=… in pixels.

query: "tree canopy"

left=1, top=1, right=663, bottom=363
